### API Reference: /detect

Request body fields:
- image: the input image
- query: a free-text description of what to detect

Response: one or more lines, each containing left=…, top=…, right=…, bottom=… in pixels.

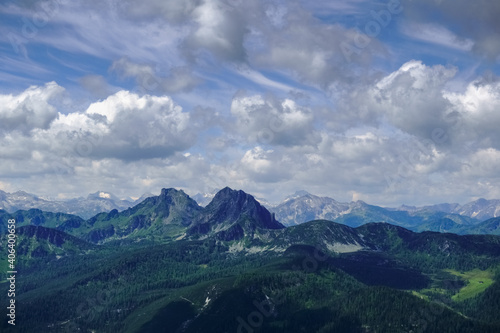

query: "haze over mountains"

left=271, top=190, right=500, bottom=223
left=0, top=189, right=155, bottom=220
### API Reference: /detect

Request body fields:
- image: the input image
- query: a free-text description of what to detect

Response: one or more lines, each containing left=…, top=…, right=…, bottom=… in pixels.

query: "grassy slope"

left=445, top=269, right=495, bottom=301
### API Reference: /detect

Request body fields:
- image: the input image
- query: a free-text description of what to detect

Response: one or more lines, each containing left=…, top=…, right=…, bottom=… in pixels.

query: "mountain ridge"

left=2, top=189, right=500, bottom=333
left=270, top=192, right=499, bottom=234
left=3, top=187, right=500, bottom=227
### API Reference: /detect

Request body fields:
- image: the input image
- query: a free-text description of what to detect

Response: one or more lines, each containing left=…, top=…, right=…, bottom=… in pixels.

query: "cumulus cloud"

left=371, top=60, right=458, bottom=140
left=445, top=79, right=500, bottom=150
left=74, top=91, right=194, bottom=160
left=369, top=61, right=500, bottom=154
left=0, top=81, right=63, bottom=135
left=0, top=86, right=196, bottom=164
left=230, top=94, right=318, bottom=147
left=2, top=1, right=500, bottom=207
left=183, top=0, right=249, bottom=62
left=238, top=146, right=292, bottom=183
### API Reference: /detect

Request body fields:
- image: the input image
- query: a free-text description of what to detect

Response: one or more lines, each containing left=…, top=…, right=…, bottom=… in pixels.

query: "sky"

left=0, top=0, right=500, bottom=206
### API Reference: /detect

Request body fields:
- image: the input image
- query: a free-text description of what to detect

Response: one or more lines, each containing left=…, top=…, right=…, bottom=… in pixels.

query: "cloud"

left=401, top=22, right=474, bottom=51
left=402, top=0, right=500, bottom=59
left=1, top=0, right=500, bottom=208
left=445, top=78, right=500, bottom=150
left=0, top=81, right=63, bottom=135
left=230, top=94, right=318, bottom=147
left=334, top=61, right=500, bottom=154
left=238, top=146, right=291, bottom=183
left=120, top=0, right=202, bottom=23
left=0, top=86, right=196, bottom=164
left=250, top=3, right=387, bottom=88
left=79, top=75, right=114, bottom=99
left=183, top=0, right=249, bottom=62
left=110, top=57, right=201, bottom=94
left=371, top=60, right=458, bottom=140
left=76, top=91, right=194, bottom=160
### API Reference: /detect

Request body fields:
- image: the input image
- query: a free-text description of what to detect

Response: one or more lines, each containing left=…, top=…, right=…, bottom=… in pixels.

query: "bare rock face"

left=188, top=187, right=284, bottom=241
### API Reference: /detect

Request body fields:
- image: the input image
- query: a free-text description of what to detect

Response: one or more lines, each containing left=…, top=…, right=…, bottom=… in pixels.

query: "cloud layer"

left=0, top=0, right=499, bottom=206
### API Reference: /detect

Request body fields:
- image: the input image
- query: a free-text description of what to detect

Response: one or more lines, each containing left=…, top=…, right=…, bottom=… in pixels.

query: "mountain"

left=271, top=191, right=349, bottom=226
left=455, top=198, right=500, bottom=220
left=267, top=219, right=371, bottom=254
left=192, top=189, right=219, bottom=207
left=0, top=208, right=86, bottom=233
left=83, top=188, right=203, bottom=243
left=394, top=198, right=500, bottom=220
left=14, top=225, right=94, bottom=260
left=271, top=191, right=481, bottom=233
left=0, top=189, right=137, bottom=219
left=132, top=192, right=156, bottom=204
left=465, top=217, right=500, bottom=235
left=4, top=187, right=500, bottom=232
left=188, top=187, right=284, bottom=241
left=3, top=216, right=500, bottom=332
left=0, top=187, right=284, bottom=244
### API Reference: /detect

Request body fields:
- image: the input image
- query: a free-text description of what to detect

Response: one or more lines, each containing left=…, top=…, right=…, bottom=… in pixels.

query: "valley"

left=1, top=187, right=500, bottom=332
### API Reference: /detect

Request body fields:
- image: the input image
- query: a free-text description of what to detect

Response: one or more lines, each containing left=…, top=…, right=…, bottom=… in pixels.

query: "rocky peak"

left=204, top=187, right=284, bottom=229
left=188, top=187, right=284, bottom=241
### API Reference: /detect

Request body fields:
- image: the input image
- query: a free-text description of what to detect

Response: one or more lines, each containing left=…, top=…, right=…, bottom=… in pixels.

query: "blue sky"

left=0, top=0, right=499, bottom=206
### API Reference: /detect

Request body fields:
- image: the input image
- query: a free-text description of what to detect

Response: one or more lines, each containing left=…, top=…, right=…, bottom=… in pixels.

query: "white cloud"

left=231, top=94, right=318, bottom=147
left=0, top=81, right=63, bottom=134
left=111, top=58, right=201, bottom=94
left=238, top=146, right=291, bottom=183
left=401, top=22, right=474, bottom=51
left=372, top=60, right=458, bottom=139
left=0, top=86, right=196, bottom=164
left=445, top=79, right=500, bottom=150
left=76, top=91, right=193, bottom=160
left=1, top=1, right=500, bottom=208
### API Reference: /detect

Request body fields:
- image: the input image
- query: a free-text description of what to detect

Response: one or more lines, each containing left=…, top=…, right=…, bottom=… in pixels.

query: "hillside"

left=1, top=188, right=500, bottom=332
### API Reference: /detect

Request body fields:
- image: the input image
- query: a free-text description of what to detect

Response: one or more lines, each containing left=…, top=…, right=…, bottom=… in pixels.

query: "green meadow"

left=445, top=269, right=495, bottom=301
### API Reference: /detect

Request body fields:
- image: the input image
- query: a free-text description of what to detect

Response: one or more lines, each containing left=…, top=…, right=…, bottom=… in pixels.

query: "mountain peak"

left=213, top=186, right=241, bottom=197
left=189, top=187, right=284, bottom=241
left=293, top=190, right=312, bottom=197
left=160, top=188, right=185, bottom=197
left=284, top=190, right=313, bottom=202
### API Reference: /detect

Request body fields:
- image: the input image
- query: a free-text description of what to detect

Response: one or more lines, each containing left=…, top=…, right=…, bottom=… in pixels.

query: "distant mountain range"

left=4, top=187, right=500, bottom=261
left=269, top=191, right=500, bottom=234
left=0, top=190, right=155, bottom=219
left=2, top=188, right=500, bottom=236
